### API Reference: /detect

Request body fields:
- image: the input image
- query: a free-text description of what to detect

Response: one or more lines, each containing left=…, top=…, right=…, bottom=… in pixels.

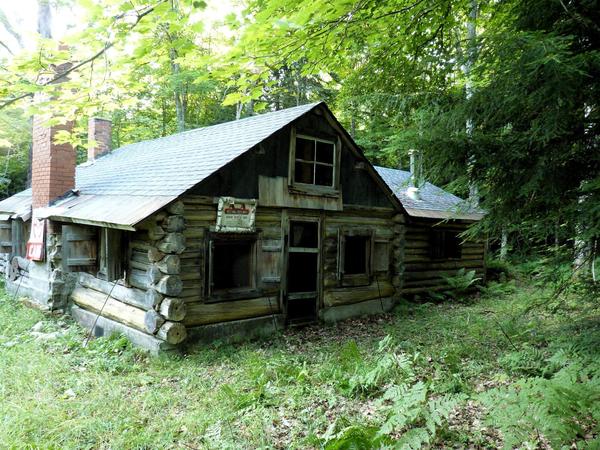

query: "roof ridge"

left=111, top=101, right=323, bottom=155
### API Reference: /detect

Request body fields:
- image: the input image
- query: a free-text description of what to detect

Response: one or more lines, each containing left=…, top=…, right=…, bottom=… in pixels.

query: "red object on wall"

left=26, top=218, right=46, bottom=261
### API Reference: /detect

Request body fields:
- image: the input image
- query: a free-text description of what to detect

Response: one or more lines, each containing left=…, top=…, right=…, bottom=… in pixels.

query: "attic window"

left=430, top=230, right=462, bottom=259
left=292, top=134, right=336, bottom=188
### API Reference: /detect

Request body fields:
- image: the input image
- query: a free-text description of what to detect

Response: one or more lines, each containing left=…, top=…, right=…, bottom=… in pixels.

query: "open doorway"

left=286, top=219, right=319, bottom=324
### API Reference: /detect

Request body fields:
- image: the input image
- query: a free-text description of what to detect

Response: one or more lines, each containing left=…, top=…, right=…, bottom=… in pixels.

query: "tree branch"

left=0, top=0, right=168, bottom=111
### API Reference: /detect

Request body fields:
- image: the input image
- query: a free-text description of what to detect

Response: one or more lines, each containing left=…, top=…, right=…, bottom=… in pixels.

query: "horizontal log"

left=71, top=286, right=148, bottom=333
left=402, top=285, right=449, bottom=295
left=130, top=260, right=151, bottom=271
left=324, top=281, right=394, bottom=307
left=163, top=215, right=185, bottom=232
left=182, top=195, right=214, bottom=205
left=404, top=269, right=485, bottom=282
left=157, top=321, right=187, bottom=344
left=403, top=278, right=451, bottom=288
left=77, top=272, right=154, bottom=311
left=130, top=240, right=151, bottom=252
left=154, top=275, right=183, bottom=296
left=131, top=250, right=150, bottom=264
left=405, top=260, right=484, bottom=271
left=159, top=297, right=186, bottom=321
left=184, top=297, right=280, bottom=326
left=148, top=247, right=165, bottom=263
left=156, top=255, right=180, bottom=275
left=185, top=214, right=217, bottom=222
left=129, top=269, right=149, bottom=290
left=144, top=309, right=165, bottom=334
left=148, top=226, right=166, bottom=242
left=70, top=306, right=171, bottom=354
left=167, top=200, right=185, bottom=215
left=145, top=289, right=164, bottom=309
left=157, top=233, right=186, bottom=254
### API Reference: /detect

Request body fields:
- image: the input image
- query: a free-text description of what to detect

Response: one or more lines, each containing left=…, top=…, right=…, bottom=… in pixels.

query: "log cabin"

left=375, top=162, right=486, bottom=296
left=0, top=99, right=484, bottom=352
left=0, top=102, right=408, bottom=352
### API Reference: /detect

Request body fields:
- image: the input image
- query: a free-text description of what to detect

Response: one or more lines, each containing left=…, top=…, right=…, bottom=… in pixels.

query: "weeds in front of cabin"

left=0, top=261, right=599, bottom=449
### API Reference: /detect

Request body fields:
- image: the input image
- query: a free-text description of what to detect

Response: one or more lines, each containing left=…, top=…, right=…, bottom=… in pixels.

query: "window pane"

left=296, top=137, right=315, bottom=161
left=316, top=141, right=334, bottom=164
left=290, top=221, right=318, bottom=248
left=315, top=164, right=333, bottom=186
left=295, top=161, right=314, bottom=184
left=213, top=241, right=252, bottom=290
left=344, top=235, right=369, bottom=275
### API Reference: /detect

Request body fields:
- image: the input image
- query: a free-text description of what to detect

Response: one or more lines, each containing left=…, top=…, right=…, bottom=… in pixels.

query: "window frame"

left=337, top=228, right=374, bottom=287
left=205, top=232, right=259, bottom=302
left=429, top=229, right=462, bottom=260
left=288, top=127, right=341, bottom=195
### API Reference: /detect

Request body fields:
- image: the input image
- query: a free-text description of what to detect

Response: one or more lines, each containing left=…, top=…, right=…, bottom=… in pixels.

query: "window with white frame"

left=293, top=135, right=336, bottom=188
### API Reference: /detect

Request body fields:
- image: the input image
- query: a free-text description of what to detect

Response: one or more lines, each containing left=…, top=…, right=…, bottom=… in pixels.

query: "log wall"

left=180, top=195, right=283, bottom=327
left=180, top=196, right=401, bottom=327
left=68, top=201, right=188, bottom=346
left=402, top=218, right=486, bottom=295
left=322, top=208, right=402, bottom=307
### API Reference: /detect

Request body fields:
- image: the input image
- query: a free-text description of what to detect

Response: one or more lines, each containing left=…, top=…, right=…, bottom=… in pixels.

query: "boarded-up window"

left=62, top=224, right=97, bottom=273
left=99, top=228, right=126, bottom=281
left=372, top=241, right=391, bottom=272
left=430, top=230, right=462, bottom=259
left=258, top=238, right=282, bottom=285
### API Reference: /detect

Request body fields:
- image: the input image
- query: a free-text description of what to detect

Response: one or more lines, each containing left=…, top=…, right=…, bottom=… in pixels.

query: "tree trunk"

left=465, top=0, right=479, bottom=208
left=500, top=228, right=508, bottom=260
left=170, top=47, right=185, bottom=132
left=37, top=0, right=52, bottom=39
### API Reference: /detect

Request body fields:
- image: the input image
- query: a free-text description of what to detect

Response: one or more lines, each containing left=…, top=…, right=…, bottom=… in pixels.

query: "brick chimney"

left=31, top=49, right=75, bottom=209
left=87, top=117, right=112, bottom=161
left=31, top=117, right=76, bottom=208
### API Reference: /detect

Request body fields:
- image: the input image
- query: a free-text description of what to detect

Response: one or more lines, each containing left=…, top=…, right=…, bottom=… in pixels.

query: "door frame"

left=281, top=212, right=322, bottom=322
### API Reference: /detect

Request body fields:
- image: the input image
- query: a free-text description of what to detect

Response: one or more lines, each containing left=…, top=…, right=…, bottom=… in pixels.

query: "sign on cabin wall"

left=215, top=197, right=257, bottom=233
left=26, top=216, right=46, bottom=261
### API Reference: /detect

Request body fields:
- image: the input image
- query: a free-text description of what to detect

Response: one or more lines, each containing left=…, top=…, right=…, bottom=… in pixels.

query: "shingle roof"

left=374, top=166, right=484, bottom=220
left=0, top=102, right=482, bottom=226
left=0, top=103, right=321, bottom=227
left=75, top=102, right=321, bottom=196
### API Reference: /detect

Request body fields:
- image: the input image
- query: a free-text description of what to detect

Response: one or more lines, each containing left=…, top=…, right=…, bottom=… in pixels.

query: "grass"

left=0, top=272, right=598, bottom=449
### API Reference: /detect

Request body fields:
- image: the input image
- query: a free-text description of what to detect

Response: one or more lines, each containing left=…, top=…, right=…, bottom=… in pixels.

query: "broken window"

left=430, top=230, right=462, bottom=259
left=344, top=235, right=370, bottom=275
left=293, top=135, right=336, bottom=187
left=338, top=230, right=372, bottom=286
left=63, top=225, right=127, bottom=281
left=209, top=237, right=255, bottom=295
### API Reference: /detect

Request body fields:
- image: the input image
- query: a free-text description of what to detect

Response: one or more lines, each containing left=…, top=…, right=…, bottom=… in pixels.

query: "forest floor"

left=0, top=270, right=598, bottom=449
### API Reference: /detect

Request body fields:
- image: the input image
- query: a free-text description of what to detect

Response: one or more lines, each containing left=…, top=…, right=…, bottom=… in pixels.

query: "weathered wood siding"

left=181, top=195, right=283, bottom=327
left=403, top=218, right=485, bottom=295
left=322, top=209, right=402, bottom=308
left=189, top=109, right=395, bottom=209
left=68, top=203, right=188, bottom=348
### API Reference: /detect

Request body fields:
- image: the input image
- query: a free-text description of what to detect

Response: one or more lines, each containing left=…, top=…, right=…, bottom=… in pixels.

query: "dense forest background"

left=0, top=0, right=598, bottom=269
